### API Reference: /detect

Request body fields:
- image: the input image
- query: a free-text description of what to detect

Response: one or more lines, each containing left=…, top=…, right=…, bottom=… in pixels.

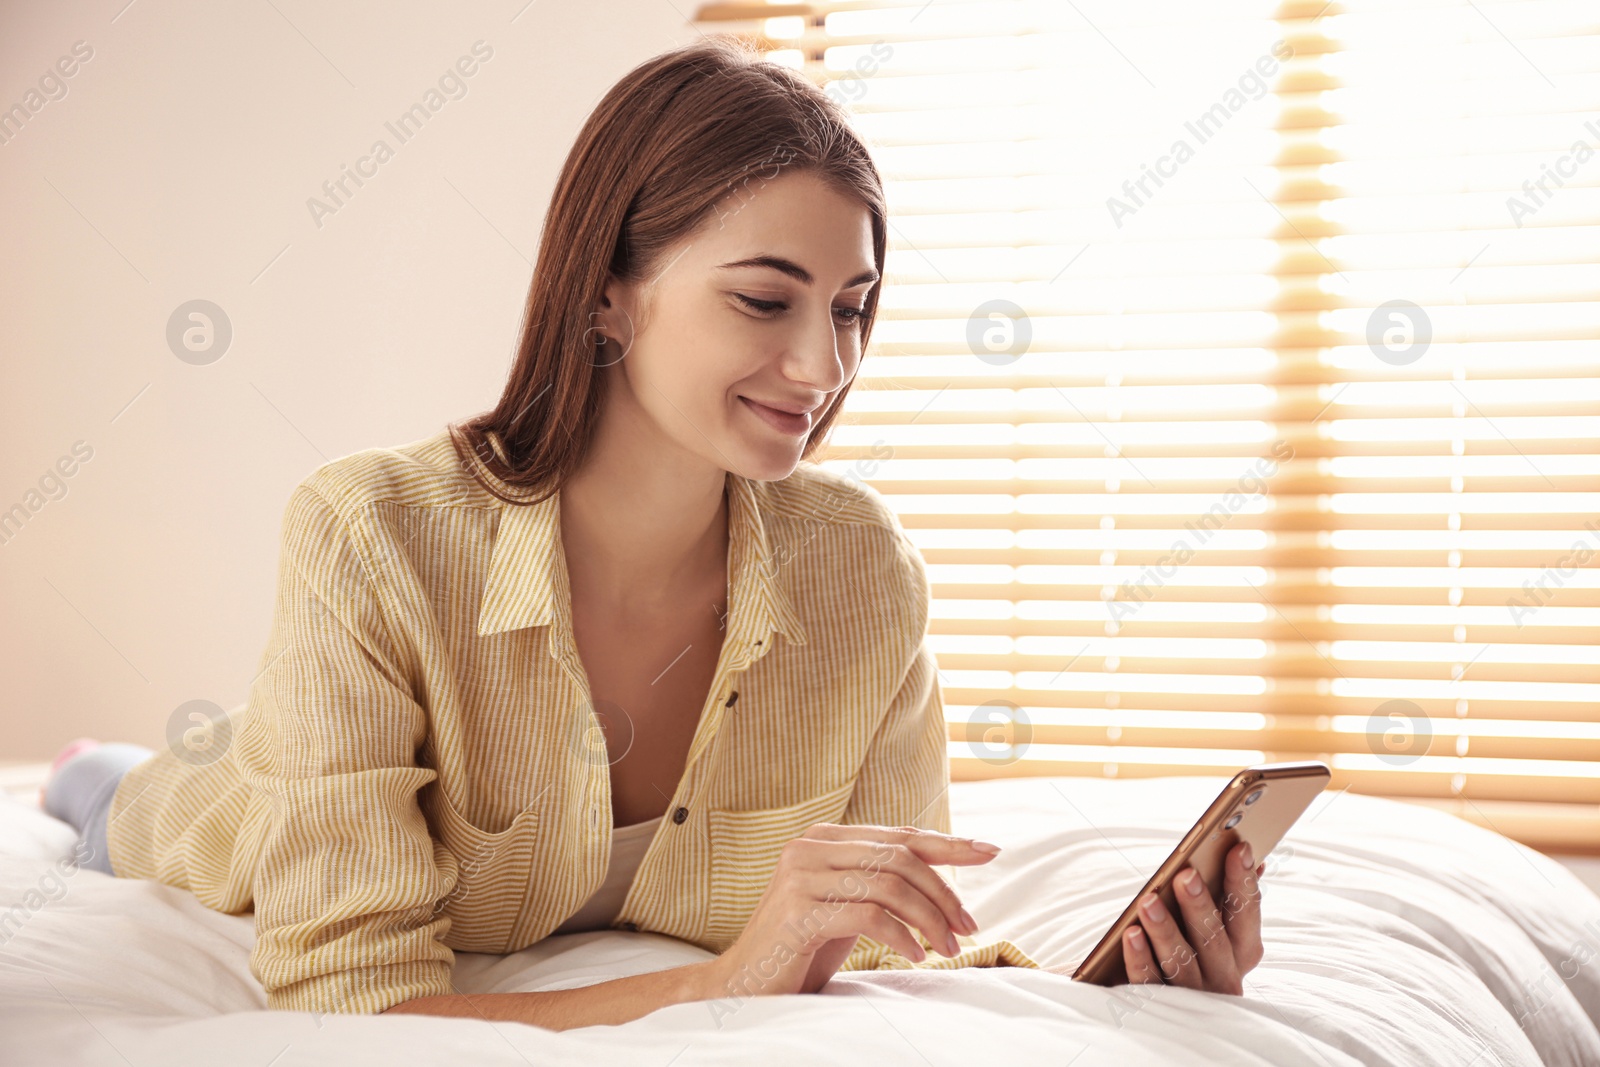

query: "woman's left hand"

left=1119, top=840, right=1266, bottom=995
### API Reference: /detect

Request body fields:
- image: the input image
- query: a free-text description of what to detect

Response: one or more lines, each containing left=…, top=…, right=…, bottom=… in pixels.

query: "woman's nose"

left=791, top=312, right=850, bottom=394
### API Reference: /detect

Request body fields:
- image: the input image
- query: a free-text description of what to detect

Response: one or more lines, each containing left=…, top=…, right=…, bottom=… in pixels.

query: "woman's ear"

left=584, top=274, right=637, bottom=366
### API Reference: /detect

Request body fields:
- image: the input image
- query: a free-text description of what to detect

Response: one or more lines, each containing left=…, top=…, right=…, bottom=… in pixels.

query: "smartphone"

left=1071, top=760, right=1330, bottom=986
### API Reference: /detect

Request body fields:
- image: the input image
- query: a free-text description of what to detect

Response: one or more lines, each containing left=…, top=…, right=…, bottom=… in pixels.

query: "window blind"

left=692, top=0, right=1600, bottom=854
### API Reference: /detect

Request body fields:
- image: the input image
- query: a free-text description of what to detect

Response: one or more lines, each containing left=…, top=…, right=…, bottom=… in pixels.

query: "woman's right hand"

left=702, top=823, right=1003, bottom=1000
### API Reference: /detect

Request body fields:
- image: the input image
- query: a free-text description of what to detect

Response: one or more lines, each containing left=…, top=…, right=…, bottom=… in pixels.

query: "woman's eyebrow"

left=715, top=254, right=878, bottom=289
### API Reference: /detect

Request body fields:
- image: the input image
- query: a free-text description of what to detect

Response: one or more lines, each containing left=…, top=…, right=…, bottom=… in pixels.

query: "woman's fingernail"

left=1240, top=842, right=1254, bottom=868
left=959, top=906, right=979, bottom=933
left=970, top=840, right=1001, bottom=855
left=946, top=931, right=960, bottom=956
left=1127, top=926, right=1145, bottom=948
left=1182, top=870, right=1203, bottom=897
left=1141, top=893, right=1168, bottom=923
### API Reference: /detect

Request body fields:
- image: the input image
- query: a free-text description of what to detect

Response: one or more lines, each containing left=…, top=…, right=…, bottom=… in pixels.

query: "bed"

left=3, top=767, right=1598, bottom=1066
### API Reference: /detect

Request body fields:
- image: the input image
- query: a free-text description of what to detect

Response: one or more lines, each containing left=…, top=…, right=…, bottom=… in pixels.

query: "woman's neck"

left=557, top=443, right=730, bottom=618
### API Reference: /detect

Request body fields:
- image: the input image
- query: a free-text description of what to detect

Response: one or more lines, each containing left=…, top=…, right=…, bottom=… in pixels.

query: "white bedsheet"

left=3, top=773, right=1597, bottom=1066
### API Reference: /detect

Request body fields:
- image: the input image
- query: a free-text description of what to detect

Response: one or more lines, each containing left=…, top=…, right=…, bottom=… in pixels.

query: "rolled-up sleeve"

left=233, top=479, right=458, bottom=1014
left=835, top=533, right=1040, bottom=973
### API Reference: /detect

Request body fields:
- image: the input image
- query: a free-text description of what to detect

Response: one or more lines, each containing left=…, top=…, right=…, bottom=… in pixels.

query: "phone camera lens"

left=1244, top=788, right=1264, bottom=806
left=1224, top=811, right=1243, bottom=829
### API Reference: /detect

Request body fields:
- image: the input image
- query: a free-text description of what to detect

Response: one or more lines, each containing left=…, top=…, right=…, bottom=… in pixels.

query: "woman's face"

left=595, top=168, right=877, bottom=482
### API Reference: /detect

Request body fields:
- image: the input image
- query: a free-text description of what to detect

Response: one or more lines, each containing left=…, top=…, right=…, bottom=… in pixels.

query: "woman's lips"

left=740, top=395, right=812, bottom=435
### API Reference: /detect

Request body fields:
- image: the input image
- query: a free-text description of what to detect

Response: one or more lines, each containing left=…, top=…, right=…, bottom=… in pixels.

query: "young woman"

left=40, top=36, right=1266, bottom=1029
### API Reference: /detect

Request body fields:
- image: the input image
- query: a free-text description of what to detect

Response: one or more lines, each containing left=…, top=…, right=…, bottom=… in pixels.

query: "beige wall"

left=0, top=2, right=701, bottom=759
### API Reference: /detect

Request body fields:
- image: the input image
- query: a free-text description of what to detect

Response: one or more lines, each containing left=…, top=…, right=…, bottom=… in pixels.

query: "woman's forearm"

left=379, top=957, right=727, bottom=1030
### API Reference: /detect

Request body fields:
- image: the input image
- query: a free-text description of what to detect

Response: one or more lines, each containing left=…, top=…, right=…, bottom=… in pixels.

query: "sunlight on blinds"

left=692, top=0, right=1600, bottom=852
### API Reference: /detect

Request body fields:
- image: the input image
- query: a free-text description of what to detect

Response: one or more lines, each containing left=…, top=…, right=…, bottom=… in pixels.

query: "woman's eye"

left=734, top=293, right=866, bottom=326
left=735, top=294, right=786, bottom=315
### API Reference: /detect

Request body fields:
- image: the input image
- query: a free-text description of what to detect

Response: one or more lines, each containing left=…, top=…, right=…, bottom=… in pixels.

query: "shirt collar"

left=473, top=434, right=808, bottom=657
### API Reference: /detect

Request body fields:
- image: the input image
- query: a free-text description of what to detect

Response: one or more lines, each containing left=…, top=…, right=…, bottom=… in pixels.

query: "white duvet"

left=3, top=771, right=1598, bottom=1066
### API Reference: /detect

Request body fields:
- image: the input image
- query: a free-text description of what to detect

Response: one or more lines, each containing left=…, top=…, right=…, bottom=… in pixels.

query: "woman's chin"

left=728, top=440, right=805, bottom=482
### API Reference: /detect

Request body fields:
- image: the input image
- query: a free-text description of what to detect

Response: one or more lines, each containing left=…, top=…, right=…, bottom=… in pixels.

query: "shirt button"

left=724, top=691, right=739, bottom=708
left=672, top=806, right=689, bottom=824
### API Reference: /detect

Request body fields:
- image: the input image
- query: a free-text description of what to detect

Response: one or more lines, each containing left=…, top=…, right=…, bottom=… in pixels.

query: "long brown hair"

left=448, top=35, right=888, bottom=505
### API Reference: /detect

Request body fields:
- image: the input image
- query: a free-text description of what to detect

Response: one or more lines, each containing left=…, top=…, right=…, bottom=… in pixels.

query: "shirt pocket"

left=703, top=777, right=857, bottom=950
left=422, top=784, right=542, bottom=953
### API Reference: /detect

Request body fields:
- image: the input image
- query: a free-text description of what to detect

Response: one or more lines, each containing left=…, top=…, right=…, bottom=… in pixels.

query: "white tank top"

left=551, top=814, right=664, bottom=934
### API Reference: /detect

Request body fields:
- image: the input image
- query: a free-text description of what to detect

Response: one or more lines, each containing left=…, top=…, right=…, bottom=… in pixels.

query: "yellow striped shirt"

left=106, top=426, right=1040, bottom=1015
